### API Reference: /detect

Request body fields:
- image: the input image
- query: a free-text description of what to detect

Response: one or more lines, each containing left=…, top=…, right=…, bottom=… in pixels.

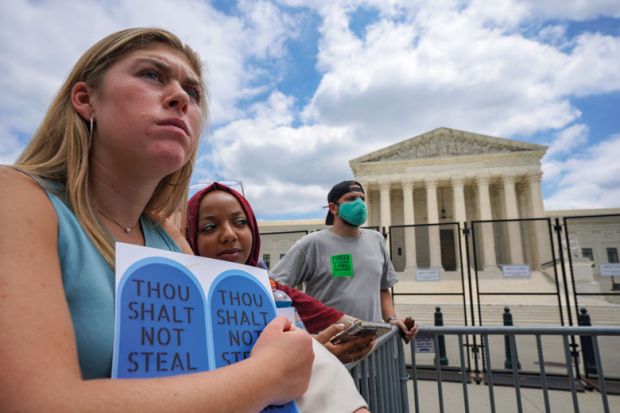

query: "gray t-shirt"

left=271, top=228, right=398, bottom=322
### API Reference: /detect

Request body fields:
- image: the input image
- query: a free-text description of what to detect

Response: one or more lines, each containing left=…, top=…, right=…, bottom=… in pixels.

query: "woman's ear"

left=70, top=81, right=94, bottom=121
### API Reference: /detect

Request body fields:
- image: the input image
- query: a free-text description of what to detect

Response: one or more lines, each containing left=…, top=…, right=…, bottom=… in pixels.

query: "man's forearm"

left=380, top=289, right=396, bottom=321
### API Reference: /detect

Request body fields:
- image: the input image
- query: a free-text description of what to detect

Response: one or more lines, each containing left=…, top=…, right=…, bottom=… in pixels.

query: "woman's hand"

left=251, top=316, right=315, bottom=404
left=314, top=323, right=374, bottom=363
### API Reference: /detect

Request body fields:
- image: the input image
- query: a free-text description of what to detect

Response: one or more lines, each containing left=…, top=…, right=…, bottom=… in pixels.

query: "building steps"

left=394, top=301, right=620, bottom=326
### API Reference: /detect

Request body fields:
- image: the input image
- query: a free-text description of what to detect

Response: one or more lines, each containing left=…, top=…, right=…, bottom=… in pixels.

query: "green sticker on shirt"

left=330, top=254, right=354, bottom=277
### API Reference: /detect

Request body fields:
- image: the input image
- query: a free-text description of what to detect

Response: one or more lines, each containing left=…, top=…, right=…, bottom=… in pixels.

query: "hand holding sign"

left=251, top=317, right=315, bottom=405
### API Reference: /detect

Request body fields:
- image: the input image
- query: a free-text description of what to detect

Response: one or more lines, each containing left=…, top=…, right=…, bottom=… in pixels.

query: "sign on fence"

left=416, top=267, right=441, bottom=281
left=414, top=335, right=434, bottom=353
left=600, top=263, right=620, bottom=277
left=501, top=264, right=531, bottom=278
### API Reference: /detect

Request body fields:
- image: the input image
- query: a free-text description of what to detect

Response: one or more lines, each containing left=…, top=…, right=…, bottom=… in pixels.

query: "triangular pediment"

left=351, top=127, right=547, bottom=164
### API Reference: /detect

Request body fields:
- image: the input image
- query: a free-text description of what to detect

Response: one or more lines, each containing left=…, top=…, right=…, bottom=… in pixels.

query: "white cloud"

left=0, top=125, right=23, bottom=165
left=237, top=0, right=299, bottom=60
left=0, top=0, right=297, bottom=161
left=536, top=24, right=569, bottom=49
left=246, top=180, right=329, bottom=218
left=541, top=158, right=565, bottom=183
left=196, top=0, right=620, bottom=216
left=207, top=90, right=363, bottom=216
left=2, top=0, right=619, bottom=217
left=0, top=1, right=103, bottom=164
left=545, top=134, right=620, bottom=210
left=269, top=1, right=619, bottom=215
left=553, top=33, right=620, bottom=96
left=302, top=1, right=620, bottom=149
left=523, top=0, right=620, bottom=21
left=545, top=123, right=589, bottom=157
left=466, top=0, right=530, bottom=29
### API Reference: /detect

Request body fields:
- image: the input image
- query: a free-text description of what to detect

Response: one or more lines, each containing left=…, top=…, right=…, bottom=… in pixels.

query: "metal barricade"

left=348, top=325, right=619, bottom=413
left=409, top=325, right=619, bottom=413
left=347, top=327, right=409, bottom=413
left=562, top=214, right=620, bottom=327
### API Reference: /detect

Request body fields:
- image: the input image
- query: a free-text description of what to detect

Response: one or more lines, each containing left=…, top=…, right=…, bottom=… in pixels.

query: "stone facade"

left=350, top=127, right=548, bottom=272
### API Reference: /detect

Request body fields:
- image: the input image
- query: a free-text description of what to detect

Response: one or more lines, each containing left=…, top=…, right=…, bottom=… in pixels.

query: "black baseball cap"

left=325, top=180, right=365, bottom=225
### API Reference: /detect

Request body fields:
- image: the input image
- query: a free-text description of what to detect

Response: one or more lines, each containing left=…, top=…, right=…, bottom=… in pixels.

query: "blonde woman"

left=0, top=28, right=313, bottom=412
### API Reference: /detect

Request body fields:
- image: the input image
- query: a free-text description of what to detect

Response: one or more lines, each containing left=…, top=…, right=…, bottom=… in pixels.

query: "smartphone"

left=329, top=320, right=392, bottom=345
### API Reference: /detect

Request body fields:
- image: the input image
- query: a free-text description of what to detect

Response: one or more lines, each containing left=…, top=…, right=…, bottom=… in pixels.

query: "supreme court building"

left=350, top=127, right=548, bottom=273
left=258, top=127, right=620, bottom=282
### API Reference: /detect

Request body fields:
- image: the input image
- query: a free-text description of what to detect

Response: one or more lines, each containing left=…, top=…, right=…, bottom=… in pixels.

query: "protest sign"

left=112, top=243, right=299, bottom=413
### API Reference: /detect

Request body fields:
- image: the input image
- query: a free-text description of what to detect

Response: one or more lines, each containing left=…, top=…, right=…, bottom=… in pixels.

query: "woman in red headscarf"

left=186, top=182, right=374, bottom=362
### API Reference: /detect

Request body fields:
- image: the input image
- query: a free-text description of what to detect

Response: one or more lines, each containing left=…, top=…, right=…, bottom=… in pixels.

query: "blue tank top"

left=40, top=180, right=181, bottom=379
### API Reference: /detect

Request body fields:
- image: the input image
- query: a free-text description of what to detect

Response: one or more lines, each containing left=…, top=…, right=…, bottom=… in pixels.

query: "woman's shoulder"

left=0, top=166, right=57, bottom=229
left=0, top=165, right=32, bottom=184
left=0, top=166, right=50, bottom=200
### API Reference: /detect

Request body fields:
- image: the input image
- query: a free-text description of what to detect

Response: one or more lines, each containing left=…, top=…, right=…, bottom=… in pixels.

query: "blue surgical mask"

left=337, top=197, right=367, bottom=226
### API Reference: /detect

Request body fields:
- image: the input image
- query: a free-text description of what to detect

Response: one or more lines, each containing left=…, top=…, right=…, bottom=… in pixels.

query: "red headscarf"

left=186, top=182, right=261, bottom=267
left=187, top=183, right=346, bottom=333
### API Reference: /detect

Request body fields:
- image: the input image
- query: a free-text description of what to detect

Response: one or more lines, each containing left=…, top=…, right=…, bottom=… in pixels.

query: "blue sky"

left=1, top=0, right=619, bottom=220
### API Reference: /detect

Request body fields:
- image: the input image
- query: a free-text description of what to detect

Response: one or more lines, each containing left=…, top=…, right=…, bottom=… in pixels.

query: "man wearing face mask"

left=271, top=181, right=417, bottom=341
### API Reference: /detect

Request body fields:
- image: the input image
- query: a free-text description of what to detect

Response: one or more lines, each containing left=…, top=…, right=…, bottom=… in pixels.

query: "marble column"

left=452, top=177, right=467, bottom=225
left=379, top=181, right=391, bottom=240
left=526, top=172, right=549, bottom=269
left=402, top=180, right=417, bottom=270
left=452, top=177, right=467, bottom=270
left=426, top=178, right=443, bottom=268
left=502, top=175, right=524, bottom=264
left=527, top=172, right=544, bottom=217
left=476, top=175, right=497, bottom=270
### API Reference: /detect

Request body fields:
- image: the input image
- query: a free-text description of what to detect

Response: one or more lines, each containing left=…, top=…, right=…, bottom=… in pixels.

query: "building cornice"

left=350, top=127, right=548, bottom=166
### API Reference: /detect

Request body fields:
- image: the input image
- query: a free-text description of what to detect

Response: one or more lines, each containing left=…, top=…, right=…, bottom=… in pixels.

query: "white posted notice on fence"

left=416, top=267, right=441, bottom=281
left=600, top=263, right=620, bottom=277
left=414, top=335, right=434, bottom=353
left=501, top=264, right=531, bottom=278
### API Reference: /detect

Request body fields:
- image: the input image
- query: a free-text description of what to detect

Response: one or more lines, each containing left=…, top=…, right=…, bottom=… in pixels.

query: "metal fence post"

left=503, top=307, right=521, bottom=370
left=578, top=307, right=597, bottom=376
left=434, top=306, right=449, bottom=366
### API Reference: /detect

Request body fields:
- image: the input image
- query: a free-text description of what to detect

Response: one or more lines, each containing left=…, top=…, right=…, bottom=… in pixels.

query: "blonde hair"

left=15, top=28, right=208, bottom=267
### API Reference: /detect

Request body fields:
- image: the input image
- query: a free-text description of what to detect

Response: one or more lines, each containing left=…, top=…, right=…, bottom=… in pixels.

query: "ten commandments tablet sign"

left=112, top=243, right=299, bottom=413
